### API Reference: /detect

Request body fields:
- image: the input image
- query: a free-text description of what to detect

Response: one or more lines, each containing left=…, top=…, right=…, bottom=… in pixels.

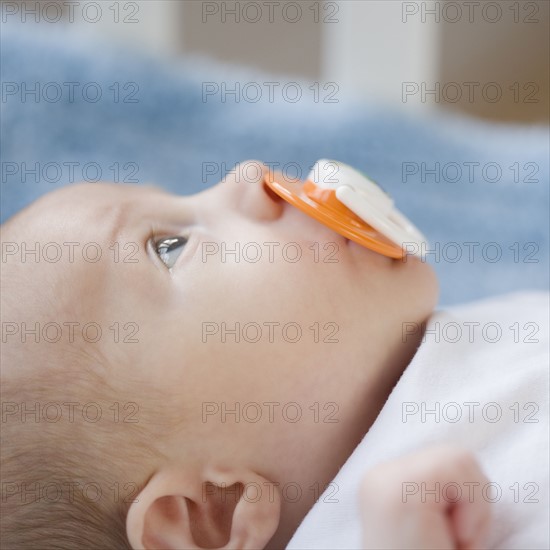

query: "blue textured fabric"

left=1, top=24, right=548, bottom=305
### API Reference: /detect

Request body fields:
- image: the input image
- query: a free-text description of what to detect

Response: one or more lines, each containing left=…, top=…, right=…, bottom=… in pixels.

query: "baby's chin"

left=401, top=258, right=440, bottom=317
left=368, top=255, right=439, bottom=320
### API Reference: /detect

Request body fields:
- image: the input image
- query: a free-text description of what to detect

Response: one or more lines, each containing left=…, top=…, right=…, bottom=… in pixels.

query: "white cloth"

left=287, top=292, right=549, bottom=550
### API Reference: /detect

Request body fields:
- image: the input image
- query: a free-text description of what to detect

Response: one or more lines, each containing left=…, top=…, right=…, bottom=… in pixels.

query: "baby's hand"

left=359, top=446, right=492, bottom=549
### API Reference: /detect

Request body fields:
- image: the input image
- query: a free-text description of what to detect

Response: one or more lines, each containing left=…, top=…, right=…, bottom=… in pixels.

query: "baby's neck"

left=265, top=322, right=426, bottom=549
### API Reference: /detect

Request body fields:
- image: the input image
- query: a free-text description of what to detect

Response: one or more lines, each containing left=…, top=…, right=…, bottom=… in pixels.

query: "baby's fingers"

left=360, top=446, right=492, bottom=550
left=448, top=452, right=492, bottom=549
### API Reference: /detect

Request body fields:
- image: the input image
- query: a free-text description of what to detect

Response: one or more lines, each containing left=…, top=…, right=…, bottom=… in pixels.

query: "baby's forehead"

left=5, top=183, right=168, bottom=238
left=2, top=190, right=134, bottom=340
left=30, top=182, right=162, bottom=214
left=1, top=183, right=149, bottom=295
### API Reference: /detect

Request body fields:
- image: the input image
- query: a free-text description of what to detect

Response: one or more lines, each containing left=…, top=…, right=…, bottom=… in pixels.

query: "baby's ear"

left=126, top=465, right=281, bottom=550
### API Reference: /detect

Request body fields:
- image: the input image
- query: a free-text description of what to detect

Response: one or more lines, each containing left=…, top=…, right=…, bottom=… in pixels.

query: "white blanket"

left=287, top=292, right=549, bottom=549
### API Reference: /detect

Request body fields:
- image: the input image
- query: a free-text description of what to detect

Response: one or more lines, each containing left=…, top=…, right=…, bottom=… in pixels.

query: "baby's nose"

left=236, top=160, right=285, bottom=222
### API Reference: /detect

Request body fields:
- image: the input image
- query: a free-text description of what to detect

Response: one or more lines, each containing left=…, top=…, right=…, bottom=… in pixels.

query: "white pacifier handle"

left=308, top=159, right=427, bottom=256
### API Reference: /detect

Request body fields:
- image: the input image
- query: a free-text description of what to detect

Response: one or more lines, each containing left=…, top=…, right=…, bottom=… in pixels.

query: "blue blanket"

left=2, top=24, right=548, bottom=305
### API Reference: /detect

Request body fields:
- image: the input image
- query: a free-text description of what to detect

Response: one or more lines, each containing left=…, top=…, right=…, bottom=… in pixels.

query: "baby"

left=1, top=161, right=542, bottom=549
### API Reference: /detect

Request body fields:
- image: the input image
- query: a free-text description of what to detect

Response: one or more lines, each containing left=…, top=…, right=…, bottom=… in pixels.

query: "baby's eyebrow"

left=102, top=201, right=133, bottom=244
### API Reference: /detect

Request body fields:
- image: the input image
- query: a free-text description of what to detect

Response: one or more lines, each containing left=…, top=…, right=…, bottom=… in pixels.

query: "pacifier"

left=263, top=159, right=427, bottom=258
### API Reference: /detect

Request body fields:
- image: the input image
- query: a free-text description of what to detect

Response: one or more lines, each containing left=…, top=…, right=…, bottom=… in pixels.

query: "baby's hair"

left=0, top=344, right=178, bottom=550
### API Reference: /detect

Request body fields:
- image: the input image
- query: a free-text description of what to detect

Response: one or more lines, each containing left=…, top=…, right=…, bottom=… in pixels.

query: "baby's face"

left=4, top=161, right=437, bottom=509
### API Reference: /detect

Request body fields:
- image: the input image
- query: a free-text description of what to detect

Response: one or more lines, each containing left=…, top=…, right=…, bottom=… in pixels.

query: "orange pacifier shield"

left=263, top=160, right=416, bottom=259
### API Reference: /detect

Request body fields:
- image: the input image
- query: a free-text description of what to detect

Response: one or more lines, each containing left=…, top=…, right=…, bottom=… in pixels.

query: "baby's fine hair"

left=0, top=353, right=174, bottom=550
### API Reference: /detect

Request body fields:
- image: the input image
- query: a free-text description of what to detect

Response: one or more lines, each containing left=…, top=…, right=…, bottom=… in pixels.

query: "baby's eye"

left=154, top=236, right=188, bottom=269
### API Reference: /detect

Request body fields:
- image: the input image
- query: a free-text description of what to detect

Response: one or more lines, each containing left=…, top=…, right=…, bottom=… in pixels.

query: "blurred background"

left=4, top=0, right=548, bottom=122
